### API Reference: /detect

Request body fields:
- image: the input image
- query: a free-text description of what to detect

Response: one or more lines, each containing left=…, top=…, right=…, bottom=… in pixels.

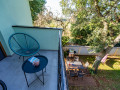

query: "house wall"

left=13, top=27, right=62, bottom=50
left=0, top=0, right=32, bottom=55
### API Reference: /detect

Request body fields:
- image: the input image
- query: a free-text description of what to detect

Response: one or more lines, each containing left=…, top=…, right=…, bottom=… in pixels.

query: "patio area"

left=67, top=73, right=97, bottom=87
left=65, top=51, right=97, bottom=88
left=0, top=50, right=58, bottom=90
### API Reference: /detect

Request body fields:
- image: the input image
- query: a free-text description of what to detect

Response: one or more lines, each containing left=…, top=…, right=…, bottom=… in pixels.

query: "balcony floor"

left=0, top=50, right=58, bottom=90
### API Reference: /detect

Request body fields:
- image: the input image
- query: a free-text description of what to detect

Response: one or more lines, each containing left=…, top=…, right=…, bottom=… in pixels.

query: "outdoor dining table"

left=22, top=55, right=48, bottom=87
left=67, top=61, right=84, bottom=69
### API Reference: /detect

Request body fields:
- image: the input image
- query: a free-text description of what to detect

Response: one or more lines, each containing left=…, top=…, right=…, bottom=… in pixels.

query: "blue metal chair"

left=8, top=33, right=40, bottom=60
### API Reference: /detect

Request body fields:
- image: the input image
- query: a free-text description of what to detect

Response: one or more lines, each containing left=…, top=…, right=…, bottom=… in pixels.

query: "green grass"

left=69, top=55, right=120, bottom=90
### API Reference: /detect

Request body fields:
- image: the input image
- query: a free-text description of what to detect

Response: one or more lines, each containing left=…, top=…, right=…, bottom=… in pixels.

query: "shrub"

left=62, top=36, right=70, bottom=46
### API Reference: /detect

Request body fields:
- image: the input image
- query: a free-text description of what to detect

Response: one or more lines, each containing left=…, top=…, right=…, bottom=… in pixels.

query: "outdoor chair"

left=84, top=61, right=89, bottom=74
left=84, top=61, right=89, bottom=69
left=77, top=70, right=85, bottom=80
left=8, top=33, right=40, bottom=61
left=69, top=70, right=78, bottom=80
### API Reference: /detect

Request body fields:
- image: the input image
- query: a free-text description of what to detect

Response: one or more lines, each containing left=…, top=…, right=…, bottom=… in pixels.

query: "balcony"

left=0, top=26, right=68, bottom=90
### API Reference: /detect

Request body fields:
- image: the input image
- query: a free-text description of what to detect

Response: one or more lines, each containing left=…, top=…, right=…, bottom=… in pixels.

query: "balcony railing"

left=58, top=31, right=68, bottom=90
left=12, top=26, right=68, bottom=89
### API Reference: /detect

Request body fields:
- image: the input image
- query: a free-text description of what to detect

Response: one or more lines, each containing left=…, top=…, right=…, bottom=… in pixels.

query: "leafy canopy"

left=29, top=0, right=46, bottom=21
left=60, top=0, right=120, bottom=52
left=62, top=36, right=70, bottom=46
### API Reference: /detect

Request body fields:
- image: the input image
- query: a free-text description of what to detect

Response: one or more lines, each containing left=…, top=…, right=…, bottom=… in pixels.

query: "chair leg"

left=19, top=56, right=21, bottom=59
left=37, top=52, right=40, bottom=55
left=23, top=56, right=24, bottom=62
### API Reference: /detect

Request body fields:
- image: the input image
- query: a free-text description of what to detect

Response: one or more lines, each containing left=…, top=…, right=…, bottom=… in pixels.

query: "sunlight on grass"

left=99, top=58, right=120, bottom=70
left=99, top=63, right=113, bottom=70
left=96, top=56, right=120, bottom=90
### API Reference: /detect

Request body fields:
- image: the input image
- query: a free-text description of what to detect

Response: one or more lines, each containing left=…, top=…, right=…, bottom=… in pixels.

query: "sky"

left=45, top=0, right=63, bottom=17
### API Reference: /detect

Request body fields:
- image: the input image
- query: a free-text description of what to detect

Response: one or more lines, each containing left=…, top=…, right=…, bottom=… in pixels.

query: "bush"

left=64, top=50, right=69, bottom=58
left=62, top=36, right=70, bottom=46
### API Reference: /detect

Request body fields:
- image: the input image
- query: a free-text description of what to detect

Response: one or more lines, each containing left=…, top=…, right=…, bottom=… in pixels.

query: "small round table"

left=22, top=55, right=48, bottom=87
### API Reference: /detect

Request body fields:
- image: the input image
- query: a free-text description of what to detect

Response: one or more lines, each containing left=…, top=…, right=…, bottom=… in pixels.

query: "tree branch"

left=94, top=0, right=103, bottom=17
left=114, top=34, right=120, bottom=45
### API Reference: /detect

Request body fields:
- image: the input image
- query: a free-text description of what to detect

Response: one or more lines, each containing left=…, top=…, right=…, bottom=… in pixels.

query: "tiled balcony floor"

left=0, top=50, right=58, bottom=90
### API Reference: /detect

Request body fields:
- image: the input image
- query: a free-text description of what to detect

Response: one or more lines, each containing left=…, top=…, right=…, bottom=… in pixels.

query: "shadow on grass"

left=68, top=70, right=120, bottom=90
left=78, top=55, right=95, bottom=64
left=94, top=69, right=120, bottom=90
left=97, top=69, right=120, bottom=79
left=105, top=58, right=118, bottom=68
left=78, top=55, right=120, bottom=69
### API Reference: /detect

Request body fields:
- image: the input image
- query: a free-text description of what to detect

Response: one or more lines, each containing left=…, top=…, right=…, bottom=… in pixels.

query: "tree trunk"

left=92, top=52, right=105, bottom=74
left=92, top=47, right=112, bottom=74
left=92, top=33, right=120, bottom=74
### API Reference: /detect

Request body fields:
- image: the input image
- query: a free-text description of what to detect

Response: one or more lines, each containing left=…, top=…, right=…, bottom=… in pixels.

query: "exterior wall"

left=63, top=46, right=120, bottom=56
left=0, top=0, right=32, bottom=55
left=0, top=32, right=10, bottom=55
left=13, top=27, right=62, bottom=50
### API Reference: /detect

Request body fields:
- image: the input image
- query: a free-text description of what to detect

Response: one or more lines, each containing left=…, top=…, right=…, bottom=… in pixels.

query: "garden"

left=68, top=55, right=120, bottom=90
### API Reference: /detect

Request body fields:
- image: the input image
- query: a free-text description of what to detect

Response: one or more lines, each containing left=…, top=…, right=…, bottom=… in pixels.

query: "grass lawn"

left=69, top=55, right=120, bottom=90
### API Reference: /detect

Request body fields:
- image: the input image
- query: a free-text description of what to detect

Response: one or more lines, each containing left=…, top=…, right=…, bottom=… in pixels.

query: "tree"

left=71, top=19, right=92, bottom=45
left=29, top=0, right=46, bottom=21
left=34, top=9, right=54, bottom=27
left=60, top=0, right=120, bottom=73
left=34, top=8, right=70, bottom=36
left=62, top=36, right=70, bottom=46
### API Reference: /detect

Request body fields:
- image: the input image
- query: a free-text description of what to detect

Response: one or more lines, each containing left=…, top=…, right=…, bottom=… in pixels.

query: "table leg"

left=45, top=67, right=46, bottom=72
left=23, top=56, right=24, bottom=62
left=35, top=73, right=43, bottom=83
left=42, top=69, right=44, bottom=85
left=24, top=72, right=29, bottom=87
left=34, top=70, right=44, bottom=85
left=19, top=56, right=21, bottom=59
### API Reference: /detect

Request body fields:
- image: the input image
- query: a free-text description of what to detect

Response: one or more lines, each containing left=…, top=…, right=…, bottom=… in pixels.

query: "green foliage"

left=29, top=0, right=46, bottom=21
left=64, top=50, right=69, bottom=58
left=71, top=22, right=92, bottom=45
left=62, top=36, right=70, bottom=46
left=60, top=0, right=120, bottom=53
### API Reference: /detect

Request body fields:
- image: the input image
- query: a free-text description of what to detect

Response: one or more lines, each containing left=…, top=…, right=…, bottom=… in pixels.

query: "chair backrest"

left=77, top=70, right=84, bottom=77
left=69, top=70, right=75, bottom=76
left=8, top=33, right=40, bottom=56
left=85, top=61, right=89, bottom=67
